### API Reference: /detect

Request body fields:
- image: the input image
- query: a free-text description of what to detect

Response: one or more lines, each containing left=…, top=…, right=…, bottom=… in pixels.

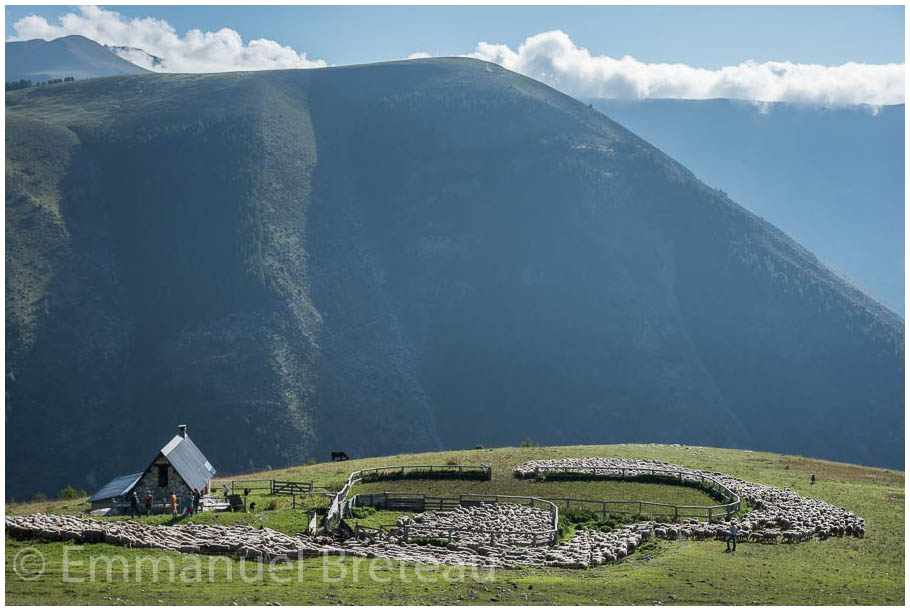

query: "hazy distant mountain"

left=5, top=35, right=148, bottom=82
left=106, top=45, right=165, bottom=70
left=590, top=98, right=905, bottom=314
left=5, top=59, right=903, bottom=497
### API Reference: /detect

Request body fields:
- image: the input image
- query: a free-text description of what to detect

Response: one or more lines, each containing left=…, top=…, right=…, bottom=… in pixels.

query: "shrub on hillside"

left=57, top=485, right=86, bottom=500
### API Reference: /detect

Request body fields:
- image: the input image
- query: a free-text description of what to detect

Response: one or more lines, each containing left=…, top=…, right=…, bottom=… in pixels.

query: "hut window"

left=157, top=464, right=168, bottom=487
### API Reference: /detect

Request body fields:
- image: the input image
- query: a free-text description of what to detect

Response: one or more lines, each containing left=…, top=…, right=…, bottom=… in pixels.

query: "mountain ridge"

left=5, top=58, right=903, bottom=498
left=5, top=35, right=149, bottom=82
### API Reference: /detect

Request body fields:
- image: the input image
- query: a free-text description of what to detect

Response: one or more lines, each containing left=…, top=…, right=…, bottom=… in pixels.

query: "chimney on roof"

left=178, top=424, right=187, bottom=438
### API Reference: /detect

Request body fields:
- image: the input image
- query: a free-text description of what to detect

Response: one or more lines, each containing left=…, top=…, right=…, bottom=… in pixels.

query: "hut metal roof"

left=88, top=472, right=142, bottom=503
left=158, top=433, right=216, bottom=491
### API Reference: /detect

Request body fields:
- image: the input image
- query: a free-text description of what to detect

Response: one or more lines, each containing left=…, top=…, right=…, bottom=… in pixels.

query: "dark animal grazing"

left=331, top=451, right=349, bottom=462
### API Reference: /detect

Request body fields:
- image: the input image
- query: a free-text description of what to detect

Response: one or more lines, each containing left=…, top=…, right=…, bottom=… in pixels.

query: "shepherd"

left=726, top=520, right=738, bottom=552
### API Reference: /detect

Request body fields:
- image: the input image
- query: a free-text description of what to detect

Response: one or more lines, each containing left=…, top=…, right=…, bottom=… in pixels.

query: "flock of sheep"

left=6, top=456, right=864, bottom=570
left=5, top=513, right=343, bottom=563
left=403, top=502, right=555, bottom=546
left=514, top=458, right=866, bottom=543
left=4, top=507, right=654, bottom=569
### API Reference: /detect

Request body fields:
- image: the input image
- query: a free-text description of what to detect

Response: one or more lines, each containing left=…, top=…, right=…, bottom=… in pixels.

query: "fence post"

left=639, top=501, right=642, bottom=516
left=708, top=507, right=712, bottom=522
left=602, top=502, right=606, bottom=518
left=674, top=506, right=678, bottom=520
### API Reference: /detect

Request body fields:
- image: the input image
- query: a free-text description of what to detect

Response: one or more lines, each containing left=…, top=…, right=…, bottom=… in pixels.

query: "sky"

left=5, top=5, right=906, bottom=105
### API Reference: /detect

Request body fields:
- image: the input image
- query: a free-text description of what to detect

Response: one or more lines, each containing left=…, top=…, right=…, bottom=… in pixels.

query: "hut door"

left=157, top=464, right=168, bottom=487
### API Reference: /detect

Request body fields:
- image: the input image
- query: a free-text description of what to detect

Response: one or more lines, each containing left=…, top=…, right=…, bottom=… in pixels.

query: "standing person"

left=193, top=488, right=201, bottom=514
left=129, top=491, right=140, bottom=518
left=222, top=484, right=229, bottom=501
left=144, top=491, right=153, bottom=517
left=811, top=474, right=816, bottom=485
left=726, top=520, right=738, bottom=553
left=170, top=491, right=177, bottom=522
left=184, top=492, right=193, bottom=516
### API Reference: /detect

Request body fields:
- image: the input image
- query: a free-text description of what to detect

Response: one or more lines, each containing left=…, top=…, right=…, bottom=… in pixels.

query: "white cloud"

left=9, top=6, right=326, bottom=73
left=467, top=30, right=904, bottom=106
left=9, top=9, right=903, bottom=107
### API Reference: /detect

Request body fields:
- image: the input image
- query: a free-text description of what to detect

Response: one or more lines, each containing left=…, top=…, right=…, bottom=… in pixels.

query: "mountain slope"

left=589, top=98, right=905, bottom=315
left=5, top=35, right=149, bottom=82
left=5, top=59, right=903, bottom=498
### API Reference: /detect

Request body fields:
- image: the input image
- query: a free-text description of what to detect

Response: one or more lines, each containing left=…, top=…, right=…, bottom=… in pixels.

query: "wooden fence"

left=324, top=464, right=492, bottom=530
left=230, top=479, right=272, bottom=495
left=271, top=480, right=314, bottom=496
left=325, top=462, right=741, bottom=534
left=526, top=465, right=741, bottom=521
left=229, top=479, right=315, bottom=497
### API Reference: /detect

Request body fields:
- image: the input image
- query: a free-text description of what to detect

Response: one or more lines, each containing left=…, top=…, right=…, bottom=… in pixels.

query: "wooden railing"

left=357, top=464, right=492, bottom=482
left=325, top=464, right=492, bottom=530
left=525, top=465, right=741, bottom=521
left=227, top=479, right=315, bottom=497
left=271, top=480, right=314, bottom=496
left=327, top=462, right=740, bottom=535
left=229, top=479, right=272, bottom=494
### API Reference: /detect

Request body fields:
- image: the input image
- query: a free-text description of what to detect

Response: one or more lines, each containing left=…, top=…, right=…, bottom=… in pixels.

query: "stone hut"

left=89, top=425, right=216, bottom=511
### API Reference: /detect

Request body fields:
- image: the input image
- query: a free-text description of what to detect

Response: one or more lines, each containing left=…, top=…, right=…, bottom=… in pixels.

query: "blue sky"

left=6, top=5, right=904, bottom=105
left=6, top=5, right=904, bottom=68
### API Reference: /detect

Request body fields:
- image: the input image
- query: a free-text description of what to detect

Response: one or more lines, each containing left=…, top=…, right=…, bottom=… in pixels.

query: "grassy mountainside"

left=590, top=98, right=905, bottom=314
left=5, top=444, right=904, bottom=605
left=5, top=59, right=904, bottom=499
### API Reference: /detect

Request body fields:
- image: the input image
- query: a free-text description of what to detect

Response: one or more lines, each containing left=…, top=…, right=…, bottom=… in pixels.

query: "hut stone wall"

left=132, top=455, right=192, bottom=505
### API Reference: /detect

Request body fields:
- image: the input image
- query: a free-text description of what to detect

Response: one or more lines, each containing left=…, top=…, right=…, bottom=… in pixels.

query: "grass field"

left=6, top=443, right=904, bottom=605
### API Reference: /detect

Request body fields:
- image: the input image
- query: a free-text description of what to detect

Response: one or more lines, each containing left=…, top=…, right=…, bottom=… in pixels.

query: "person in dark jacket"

left=192, top=488, right=201, bottom=514
left=144, top=491, right=153, bottom=517
left=129, top=491, right=140, bottom=518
